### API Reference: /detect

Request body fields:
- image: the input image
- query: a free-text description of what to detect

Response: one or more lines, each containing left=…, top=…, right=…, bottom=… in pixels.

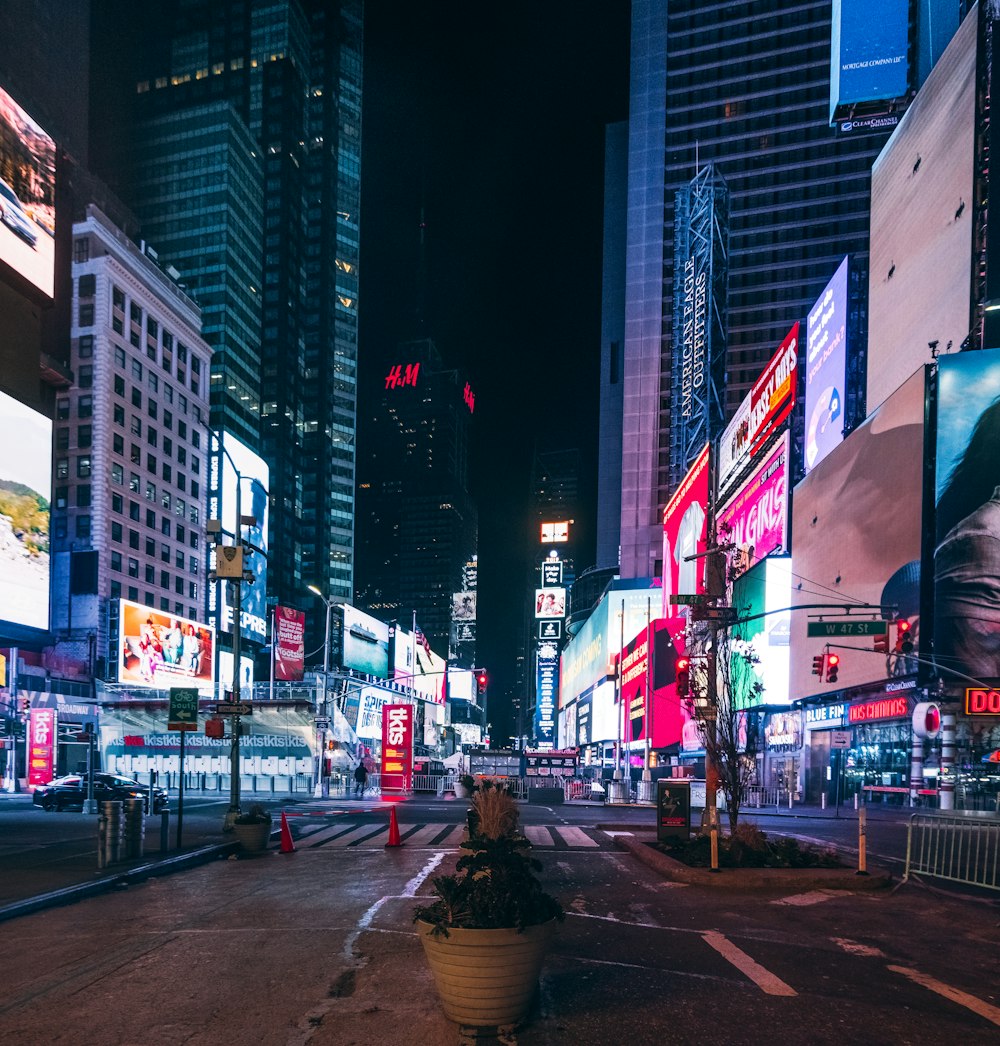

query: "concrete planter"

left=416, top=918, right=556, bottom=1026
left=453, top=781, right=472, bottom=799
left=232, top=820, right=271, bottom=852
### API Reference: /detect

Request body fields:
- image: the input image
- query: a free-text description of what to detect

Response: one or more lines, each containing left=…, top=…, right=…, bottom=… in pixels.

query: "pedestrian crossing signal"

left=812, top=654, right=825, bottom=677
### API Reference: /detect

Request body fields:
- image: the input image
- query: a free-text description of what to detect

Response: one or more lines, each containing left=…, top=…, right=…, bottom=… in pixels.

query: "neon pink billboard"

left=717, top=432, right=789, bottom=577
left=27, top=708, right=56, bottom=790
left=662, top=443, right=710, bottom=600
left=619, top=618, right=687, bottom=748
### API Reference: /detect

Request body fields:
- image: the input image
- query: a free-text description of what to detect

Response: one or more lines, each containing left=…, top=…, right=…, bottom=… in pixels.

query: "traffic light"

left=812, top=653, right=826, bottom=677
left=896, top=620, right=914, bottom=655
left=675, top=657, right=690, bottom=698
left=19, top=696, right=30, bottom=714
left=477, top=671, right=487, bottom=695
left=825, top=653, right=840, bottom=684
left=874, top=630, right=889, bottom=654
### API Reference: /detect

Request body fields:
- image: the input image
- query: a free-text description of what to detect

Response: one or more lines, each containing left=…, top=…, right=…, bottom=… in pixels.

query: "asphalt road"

left=0, top=796, right=997, bottom=1046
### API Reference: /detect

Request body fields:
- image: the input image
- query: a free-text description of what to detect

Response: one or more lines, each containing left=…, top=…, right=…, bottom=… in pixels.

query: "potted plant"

left=231, top=803, right=273, bottom=853
left=414, top=781, right=563, bottom=1027
left=453, top=772, right=475, bottom=799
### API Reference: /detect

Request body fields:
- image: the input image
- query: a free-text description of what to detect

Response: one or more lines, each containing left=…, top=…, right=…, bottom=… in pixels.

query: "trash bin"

left=123, top=797, right=145, bottom=860
left=98, top=800, right=124, bottom=869
left=606, top=780, right=629, bottom=805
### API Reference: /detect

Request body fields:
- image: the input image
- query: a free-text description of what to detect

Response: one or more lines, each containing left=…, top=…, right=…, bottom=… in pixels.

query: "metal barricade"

left=903, top=811, right=1000, bottom=891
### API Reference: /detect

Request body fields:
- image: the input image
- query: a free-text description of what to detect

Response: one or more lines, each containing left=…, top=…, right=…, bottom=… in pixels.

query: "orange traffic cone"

left=386, top=805, right=402, bottom=847
left=279, top=811, right=295, bottom=854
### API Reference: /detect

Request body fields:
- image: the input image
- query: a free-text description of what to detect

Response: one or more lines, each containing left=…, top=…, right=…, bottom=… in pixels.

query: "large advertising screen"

left=534, top=643, right=559, bottom=748
left=731, top=557, right=792, bottom=708
left=341, top=604, right=390, bottom=679
left=867, top=12, right=976, bottom=412
left=119, top=599, right=216, bottom=688
left=805, top=258, right=849, bottom=471
left=935, top=349, right=1000, bottom=685
left=274, top=606, right=305, bottom=681
left=535, top=587, right=566, bottom=619
left=209, top=433, right=269, bottom=644
left=663, top=443, right=710, bottom=599
left=0, top=390, right=50, bottom=632
left=618, top=618, right=685, bottom=748
left=0, top=85, right=56, bottom=297
left=830, top=0, right=910, bottom=122
left=717, top=432, right=789, bottom=577
left=717, top=326, right=798, bottom=496
left=790, top=369, right=925, bottom=699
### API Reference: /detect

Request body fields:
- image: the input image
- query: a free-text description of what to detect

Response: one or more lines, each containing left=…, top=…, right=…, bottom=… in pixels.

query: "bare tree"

left=686, top=616, right=763, bottom=833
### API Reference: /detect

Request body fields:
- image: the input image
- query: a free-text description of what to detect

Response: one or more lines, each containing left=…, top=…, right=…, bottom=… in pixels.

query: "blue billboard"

left=804, top=257, right=849, bottom=471
left=534, top=645, right=558, bottom=749
left=831, top=0, right=910, bottom=123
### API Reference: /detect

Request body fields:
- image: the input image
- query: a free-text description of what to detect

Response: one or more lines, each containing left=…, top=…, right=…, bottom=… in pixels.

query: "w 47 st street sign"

left=806, top=620, right=888, bottom=638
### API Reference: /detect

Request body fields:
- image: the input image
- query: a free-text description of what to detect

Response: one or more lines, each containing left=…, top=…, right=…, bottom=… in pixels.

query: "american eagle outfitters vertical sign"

left=380, top=704, right=413, bottom=793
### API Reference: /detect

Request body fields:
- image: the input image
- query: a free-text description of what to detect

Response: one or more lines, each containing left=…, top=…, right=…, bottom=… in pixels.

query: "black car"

left=32, top=772, right=169, bottom=813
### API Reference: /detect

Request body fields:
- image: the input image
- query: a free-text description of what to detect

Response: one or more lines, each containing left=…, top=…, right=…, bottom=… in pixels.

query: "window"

left=160, top=597, right=170, bottom=611
left=129, top=500, right=140, bottom=521
left=164, top=410, right=173, bottom=430
left=145, top=564, right=155, bottom=584
left=78, top=365, right=93, bottom=389
left=163, top=463, right=172, bottom=483
left=114, top=405, right=125, bottom=426
left=161, top=516, right=171, bottom=536
left=78, top=272, right=96, bottom=297
left=160, top=570, right=170, bottom=589
left=175, top=577, right=184, bottom=595
left=193, top=431, right=201, bottom=449
left=113, top=433, right=124, bottom=455
left=163, top=437, right=173, bottom=457
left=78, top=302, right=94, bottom=327
left=128, top=558, right=139, bottom=578
left=176, top=523, right=185, bottom=542
left=161, top=543, right=170, bottom=563
left=129, top=529, right=139, bottom=550
left=148, top=400, right=158, bottom=420
left=127, top=586, right=138, bottom=602
left=161, top=491, right=171, bottom=510
left=130, top=444, right=141, bottom=465
left=189, top=505, right=199, bottom=525
left=191, top=480, right=199, bottom=499
left=148, top=428, right=158, bottom=448
left=145, top=481, right=156, bottom=501
left=74, top=238, right=90, bottom=263
left=111, top=551, right=122, bottom=572
left=114, top=375, right=125, bottom=397
left=56, top=428, right=69, bottom=451
left=57, top=399, right=69, bottom=421
left=148, top=372, right=158, bottom=393
left=78, top=395, right=92, bottom=418
left=76, top=485, right=91, bottom=508
left=114, top=346, right=126, bottom=368
left=131, top=359, right=143, bottom=381
left=179, top=393, right=188, bottom=414
left=131, top=388, right=142, bottom=408
left=54, top=486, right=67, bottom=509
left=177, top=446, right=186, bottom=465
left=164, top=384, right=173, bottom=405
left=130, top=417, right=142, bottom=437
left=146, top=508, right=155, bottom=528
left=112, top=493, right=123, bottom=513
left=56, top=458, right=68, bottom=479
left=191, top=455, right=200, bottom=474
left=189, top=532, right=199, bottom=549
left=77, top=456, right=91, bottom=478
left=111, top=463, right=123, bottom=485
left=78, top=425, right=92, bottom=449
left=78, top=335, right=93, bottom=358
left=147, top=454, right=157, bottom=472
left=188, top=555, right=198, bottom=574
left=110, top=580, right=121, bottom=599
left=129, top=472, right=140, bottom=493
left=178, top=422, right=187, bottom=442
left=75, top=515, right=91, bottom=538
left=111, top=522, right=123, bottom=542
left=145, top=537, right=155, bottom=556
left=177, top=473, right=186, bottom=492
left=175, top=550, right=184, bottom=569
left=175, top=497, right=185, bottom=517
left=189, top=582, right=198, bottom=600
left=145, top=592, right=155, bottom=607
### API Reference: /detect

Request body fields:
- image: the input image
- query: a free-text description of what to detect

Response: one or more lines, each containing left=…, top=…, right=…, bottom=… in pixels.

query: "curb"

left=613, top=832, right=893, bottom=891
left=0, top=840, right=241, bottom=924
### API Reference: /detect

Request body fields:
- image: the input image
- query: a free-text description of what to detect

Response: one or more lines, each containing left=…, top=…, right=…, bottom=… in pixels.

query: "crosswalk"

left=288, top=820, right=605, bottom=850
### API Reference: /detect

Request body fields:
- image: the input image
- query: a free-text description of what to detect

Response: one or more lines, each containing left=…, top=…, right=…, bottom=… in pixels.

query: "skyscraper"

left=618, top=0, right=897, bottom=578
left=101, top=0, right=363, bottom=657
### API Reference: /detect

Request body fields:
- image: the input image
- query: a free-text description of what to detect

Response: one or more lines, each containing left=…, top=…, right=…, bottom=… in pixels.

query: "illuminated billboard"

left=274, top=606, right=305, bottom=681
left=618, top=619, right=685, bottom=748
left=805, top=258, right=849, bottom=471
left=119, top=599, right=215, bottom=688
left=535, top=587, right=566, bottom=619
left=534, top=642, right=559, bottom=748
left=717, top=432, right=789, bottom=578
left=830, top=0, right=910, bottom=123
left=0, top=85, right=56, bottom=298
left=209, top=432, right=269, bottom=644
left=541, top=521, right=570, bottom=543
left=452, top=591, right=476, bottom=621
left=731, top=557, right=792, bottom=708
left=935, top=349, right=1000, bottom=685
left=717, top=326, right=798, bottom=496
left=662, top=443, right=710, bottom=599
left=867, top=12, right=976, bottom=412
left=218, top=651, right=255, bottom=693
left=340, top=604, right=390, bottom=679
left=0, top=390, right=51, bottom=631
left=790, top=369, right=925, bottom=699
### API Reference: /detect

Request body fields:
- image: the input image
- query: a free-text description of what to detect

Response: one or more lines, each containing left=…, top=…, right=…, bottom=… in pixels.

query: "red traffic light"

left=476, top=672, right=487, bottom=694
left=812, top=654, right=826, bottom=677
left=825, top=652, right=840, bottom=684
left=895, top=620, right=914, bottom=655
left=827, top=653, right=840, bottom=667
left=675, top=657, right=690, bottom=698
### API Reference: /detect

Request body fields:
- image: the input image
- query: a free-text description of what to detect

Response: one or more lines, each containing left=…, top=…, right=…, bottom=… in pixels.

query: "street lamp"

left=307, top=584, right=338, bottom=796
left=208, top=436, right=263, bottom=830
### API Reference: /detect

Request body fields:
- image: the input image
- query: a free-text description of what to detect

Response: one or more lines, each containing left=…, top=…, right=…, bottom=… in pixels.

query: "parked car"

left=0, top=178, right=38, bottom=247
left=32, top=772, right=168, bottom=813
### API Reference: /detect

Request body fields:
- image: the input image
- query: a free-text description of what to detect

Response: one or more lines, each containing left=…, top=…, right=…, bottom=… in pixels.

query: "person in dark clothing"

left=353, top=761, right=368, bottom=798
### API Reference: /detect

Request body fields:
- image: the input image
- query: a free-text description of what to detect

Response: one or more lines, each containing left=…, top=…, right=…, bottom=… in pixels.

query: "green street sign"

left=806, top=620, right=888, bottom=638
left=168, top=686, right=199, bottom=732
left=670, top=594, right=710, bottom=606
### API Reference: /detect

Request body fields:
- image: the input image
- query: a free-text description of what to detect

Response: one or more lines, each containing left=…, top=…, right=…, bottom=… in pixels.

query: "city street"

left=0, top=793, right=997, bottom=1044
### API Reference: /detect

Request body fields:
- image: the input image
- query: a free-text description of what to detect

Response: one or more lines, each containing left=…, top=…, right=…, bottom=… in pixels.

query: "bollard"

left=709, top=807, right=720, bottom=873
left=821, top=791, right=826, bottom=811
left=788, top=788, right=793, bottom=810
left=98, top=800, right=124, bottom=869
left=123, top=798, right=145, bottom=860
left=160, top=808, right=169, bottom=853
left=856, top=807, right=868, bottom=875
left=854, top=792, right=859, bottom=810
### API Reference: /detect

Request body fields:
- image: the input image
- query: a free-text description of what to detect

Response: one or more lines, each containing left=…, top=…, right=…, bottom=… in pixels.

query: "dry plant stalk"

left=471, top=783, right=519, bottom=839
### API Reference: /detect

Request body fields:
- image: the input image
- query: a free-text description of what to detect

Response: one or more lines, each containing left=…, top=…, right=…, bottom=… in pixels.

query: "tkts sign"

left=380, top=704, right=413, bottom=793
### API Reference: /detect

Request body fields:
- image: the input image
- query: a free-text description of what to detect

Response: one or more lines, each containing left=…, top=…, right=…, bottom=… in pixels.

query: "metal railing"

left=903, top=811, right=1000, bottom=892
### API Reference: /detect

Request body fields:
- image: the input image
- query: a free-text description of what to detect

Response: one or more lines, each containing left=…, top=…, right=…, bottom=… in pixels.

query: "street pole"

left=226, top=473, right=244, bottom=828
left=308, top=586, right=333, bottom=797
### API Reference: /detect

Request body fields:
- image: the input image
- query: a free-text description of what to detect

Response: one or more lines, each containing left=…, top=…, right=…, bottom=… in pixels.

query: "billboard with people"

left=119, top=599, right=215, bottom=688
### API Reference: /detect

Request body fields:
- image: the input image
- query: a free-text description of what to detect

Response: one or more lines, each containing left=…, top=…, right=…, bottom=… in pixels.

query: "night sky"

left=360, top=3, right=631, bottom=741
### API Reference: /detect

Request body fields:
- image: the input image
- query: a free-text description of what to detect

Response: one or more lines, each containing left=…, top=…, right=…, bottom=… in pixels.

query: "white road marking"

left=888, top=965, right=1000, bottom=1027
left=524, top=825, right=553, bottom=847
left=702, top=931, right=797, bottom=997
left=832, top=937, right=885, bottom=958
left=553, top=826, right=598, bottom=847
left=771, top=890, right=838, bottom=907
left=334, top=824, right=388, bottom=846
left=300, top=824, right=355, bottom=847
left=437, top=825, right=467, bottom=848
left=402, top=823, right=449, bottom=846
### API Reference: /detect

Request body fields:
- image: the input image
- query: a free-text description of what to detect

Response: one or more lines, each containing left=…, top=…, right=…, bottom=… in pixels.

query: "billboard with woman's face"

left=935, top=349, right=1000, bottom=685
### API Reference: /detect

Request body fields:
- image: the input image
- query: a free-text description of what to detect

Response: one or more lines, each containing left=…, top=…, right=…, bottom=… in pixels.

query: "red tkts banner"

left=27, top=708, right=56, bottom=790
left=380, top=704, right=413, bottom=793
left=274, top=606, right=305, bottom=681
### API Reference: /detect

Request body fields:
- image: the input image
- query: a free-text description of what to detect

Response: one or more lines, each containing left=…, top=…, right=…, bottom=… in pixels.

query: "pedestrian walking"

left=353, top=761, right=368, bottom=798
